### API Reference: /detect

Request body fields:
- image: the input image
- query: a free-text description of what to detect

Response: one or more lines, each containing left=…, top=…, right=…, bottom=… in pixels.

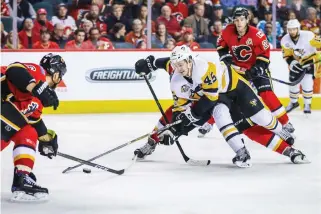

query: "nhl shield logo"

left=246, top=38, right=253, bottom=46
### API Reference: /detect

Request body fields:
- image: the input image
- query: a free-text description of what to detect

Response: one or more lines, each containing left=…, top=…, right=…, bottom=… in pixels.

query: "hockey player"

left=1, top=53, right=67, bottom=201
left=281, top=19, right=321, bottom=114
left=134, top=45, right=295, bottom=167
left=217, top=7, right=295, bottom=133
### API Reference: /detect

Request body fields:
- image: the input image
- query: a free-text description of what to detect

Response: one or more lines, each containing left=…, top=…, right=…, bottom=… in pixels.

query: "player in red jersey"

left=132, top=55, right=308, bottom=165
left=216, top=7, right=294, bottom=134
left=1, top=53, right=67, bottom=202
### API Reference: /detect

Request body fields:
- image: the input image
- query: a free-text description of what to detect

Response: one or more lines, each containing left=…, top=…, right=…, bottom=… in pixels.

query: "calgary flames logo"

left=232, top=45, right=252, bottom=62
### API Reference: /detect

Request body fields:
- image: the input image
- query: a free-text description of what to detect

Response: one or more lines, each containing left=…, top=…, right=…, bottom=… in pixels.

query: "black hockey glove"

left=32, top=81, right=59, bottom=110
left=135, top=55, right=157, bottom=76
left=38, top=130, right=58, bottom=159
left=158, top=131, right=175, bottom=146
left=246, top=66, right=265, bottom=80
left=289, top=60, right=304, bottom=82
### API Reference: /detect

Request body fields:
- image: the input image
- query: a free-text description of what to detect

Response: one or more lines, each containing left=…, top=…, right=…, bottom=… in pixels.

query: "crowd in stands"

left=1, top=0, right=321, bottom=50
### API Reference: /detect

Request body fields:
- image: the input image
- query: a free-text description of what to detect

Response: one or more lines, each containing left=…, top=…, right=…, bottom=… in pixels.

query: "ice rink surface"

left=1, top=111, right=321, bottom=214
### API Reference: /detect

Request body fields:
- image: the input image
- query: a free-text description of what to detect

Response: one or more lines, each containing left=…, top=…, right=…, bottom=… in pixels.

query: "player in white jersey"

left=134, top=45, right=295, bottom=167
left=281, top=19, right=321, bottom=114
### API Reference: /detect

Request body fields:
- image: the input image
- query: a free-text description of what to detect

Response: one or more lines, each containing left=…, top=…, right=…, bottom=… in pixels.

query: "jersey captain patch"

left=232, top=45, right=252, bottom=61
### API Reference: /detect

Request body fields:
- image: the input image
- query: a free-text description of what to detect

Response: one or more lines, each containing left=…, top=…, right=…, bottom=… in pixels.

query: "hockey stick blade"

left=62, top=120, right=182, bottom=174
left=58, top=152, right=124, bottom=175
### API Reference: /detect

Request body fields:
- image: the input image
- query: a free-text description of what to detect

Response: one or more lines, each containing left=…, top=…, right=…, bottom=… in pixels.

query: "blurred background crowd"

left=1, top=0, right=320, bottom=50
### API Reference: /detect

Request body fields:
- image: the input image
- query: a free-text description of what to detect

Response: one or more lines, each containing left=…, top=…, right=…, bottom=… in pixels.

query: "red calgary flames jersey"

left=217, top=24, right=270, bottom=71
left=1, top=63, right=46, bottom=120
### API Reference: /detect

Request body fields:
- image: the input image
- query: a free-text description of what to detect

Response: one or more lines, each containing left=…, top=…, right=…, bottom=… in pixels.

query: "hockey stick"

left=260, top=60, right=321, bottom=86
left=61, top=120, right=182, bottom=174
left=143, top=75, right=210, bottom=166
left=58, top=152, right=127, bottom=175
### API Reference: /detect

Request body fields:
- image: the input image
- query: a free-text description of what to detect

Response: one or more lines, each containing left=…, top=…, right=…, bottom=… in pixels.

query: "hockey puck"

left=83, top=168, right=91, bottom=174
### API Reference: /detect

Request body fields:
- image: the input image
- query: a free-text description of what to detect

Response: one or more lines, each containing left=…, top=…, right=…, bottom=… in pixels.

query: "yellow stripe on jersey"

left=0, top=115, right=21, bottom=131
left=281, top=45, right=293, bottom=58
left=1, top=75, right=6, bottom=82
left=309, top=35, right=321, bottom=49
left=256, top=56, right=270, bottom=64
left=165, top=60, right=171, bottom=73
left=201, top=62, right=219, bottom=101
left=6, top=63, right=27, bottom=70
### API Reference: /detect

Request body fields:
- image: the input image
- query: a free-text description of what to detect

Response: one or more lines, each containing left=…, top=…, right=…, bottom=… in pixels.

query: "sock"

left=11, top=125, right=38, bottom=174
left=259, top=91, right=289, bottom=125
left=243, top=126, right=290, bottom=155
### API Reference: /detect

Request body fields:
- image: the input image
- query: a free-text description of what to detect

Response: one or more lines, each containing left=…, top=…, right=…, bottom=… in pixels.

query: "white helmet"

left=287, top=19, right=301, bottom=30
left=170, top=45, right=193, bottom=64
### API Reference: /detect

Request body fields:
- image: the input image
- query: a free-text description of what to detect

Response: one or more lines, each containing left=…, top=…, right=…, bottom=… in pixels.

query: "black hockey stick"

left=143, top=75, right=210, bottom=166
left=61, top=120, right=182, bottom=174
left=260, top=60, right=321, bottom=86
left=57, top=152, right=125, bottom=175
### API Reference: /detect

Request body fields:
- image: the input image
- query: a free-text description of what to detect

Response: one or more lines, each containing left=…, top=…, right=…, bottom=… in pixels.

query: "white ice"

left=1, top=111, right=321, bottom=214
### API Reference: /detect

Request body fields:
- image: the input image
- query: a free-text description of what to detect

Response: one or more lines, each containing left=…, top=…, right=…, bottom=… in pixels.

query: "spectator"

left=108, top=22, right=126, bottom=42
left=312, top=0, right=321, bottom=19
left=95, top=0, right=112, bottom=18
left=289, top=0, right=306, bottom=21
left=1, top=21, right=8, bottom=48
left=4, top=31, right=25, bottom=49
left=208, top=19, right=222, bottom=48
left=176, top=27, right=200, bottom=50
left=106, top=4, right=131, bottom=34
left=152, top=23, right=173, bottom=48
left=50, top=23, right=69, bottom=49
left=164, top=38, right=176, bottom=50
left=301, top=7, right=321, bottom=35
left=257, top=0, right=270, bottom=21
left=52, top=3, right=77, bottom=31
left=281, top=20, right=288, bottom=37
left=85, top=27, right=114, bottom=50
left=125, top=19, right=147, bottom=45
left=1, top=0, right=10, bottom=16
left=152, top=0, right=163, bottom=21
left=8, top=0, right=36, bottom=28
left=123, top=0, right=140, bottom=19
left=257, top=8, right=283, bottom=38
left=18, top=18, right=38, bottom=49
left=33, top=8, right=54, bottom=36
left=247, top=7, right=259, bottom=27
left=188, top=0, right=213, bottom=20
left=65, top=29, right=94, bottom=50
left=264, top=22, right=280, bottom=48
left=32, top=30, right=59, bottom=49
left=167, top=0, right=188, bottom=18
left=157, top=5, right=182, bottom=38
left=184, top=3, right=209, bottom=43
left=138, top=4, right=156, bottom=33
left=135, top=39, right=147, bottom=49
left=81, top=19, right=93, bottom=40
left=219, top=0, right=240, bottom=10
left=210, top=4, right=231, bottom=28
left=84, top=4, right=107, bottom=35
left=287, top=9, right=297, bottom=20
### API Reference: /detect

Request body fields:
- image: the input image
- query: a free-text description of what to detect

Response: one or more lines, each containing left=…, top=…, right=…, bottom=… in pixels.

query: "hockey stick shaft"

left=57, top=152, right=124, bottom=175
left=143, top=75, right=210, bottom=166
left=61, top=120, right=181, bottom=173
left=260, top=60, right=321, bottom=86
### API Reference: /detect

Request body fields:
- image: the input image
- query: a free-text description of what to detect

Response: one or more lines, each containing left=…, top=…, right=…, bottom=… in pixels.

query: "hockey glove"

left=220, top=54, right=233, bottom=68
left=158, top=130, right=175, bottom=145
left=246, top=66, right=265, bottom=80
left=135, top=55, right=157, bottom=76
left=177, top=107, right=201, bottom=127
left=32, top=81, right=59, bottom=110
left=38, top=129, right=58, bottom=159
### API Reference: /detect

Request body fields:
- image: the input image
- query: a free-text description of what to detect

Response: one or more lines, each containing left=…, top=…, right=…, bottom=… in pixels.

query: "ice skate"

left=303, top=104, right=311, bottom=114
left=278, top=127, right=295, bottom=145
left=11, top=168, right=49, bottom=202
left=198, top=122, right=213, bottom=138
left=232, top=147, right=252, bottom=168
left=285, top=102, right=299, bottom=113
left=283, top=122, right=295, bottom=133
left=283, top=148, right=310, bottom=164
left=134, top=136, right=157, bottom=159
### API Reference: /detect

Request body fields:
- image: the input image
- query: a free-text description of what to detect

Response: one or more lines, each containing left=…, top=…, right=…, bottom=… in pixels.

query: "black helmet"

left=232, top=7, right=249, bottom=20
left=40, top=53, right=67, bottom=78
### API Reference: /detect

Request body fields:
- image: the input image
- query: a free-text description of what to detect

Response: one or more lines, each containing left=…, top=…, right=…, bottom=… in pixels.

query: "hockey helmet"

left=287, top=19, right=301, bottom=30
left=40, top=53, right=67, bottom=78
left=232, top=7, right=249, bottom=20
left=170, top=45, right=193, bottom=64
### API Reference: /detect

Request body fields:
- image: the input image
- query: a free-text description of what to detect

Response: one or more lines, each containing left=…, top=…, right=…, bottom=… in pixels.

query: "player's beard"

left=290, top=32, right=300, bottom=41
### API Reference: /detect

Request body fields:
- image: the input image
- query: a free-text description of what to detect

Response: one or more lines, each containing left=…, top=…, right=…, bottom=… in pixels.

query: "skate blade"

left=197, top=133, right=206, bottom=138
left=293, top=156, right=311, bottom=164
left=234, top=161, right=252, bottom=168
left=10, top=191, right=49, bottom=202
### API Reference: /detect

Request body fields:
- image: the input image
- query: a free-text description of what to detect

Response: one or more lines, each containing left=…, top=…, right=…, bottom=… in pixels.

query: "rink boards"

left=1, top=50, right=321, bottom=113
